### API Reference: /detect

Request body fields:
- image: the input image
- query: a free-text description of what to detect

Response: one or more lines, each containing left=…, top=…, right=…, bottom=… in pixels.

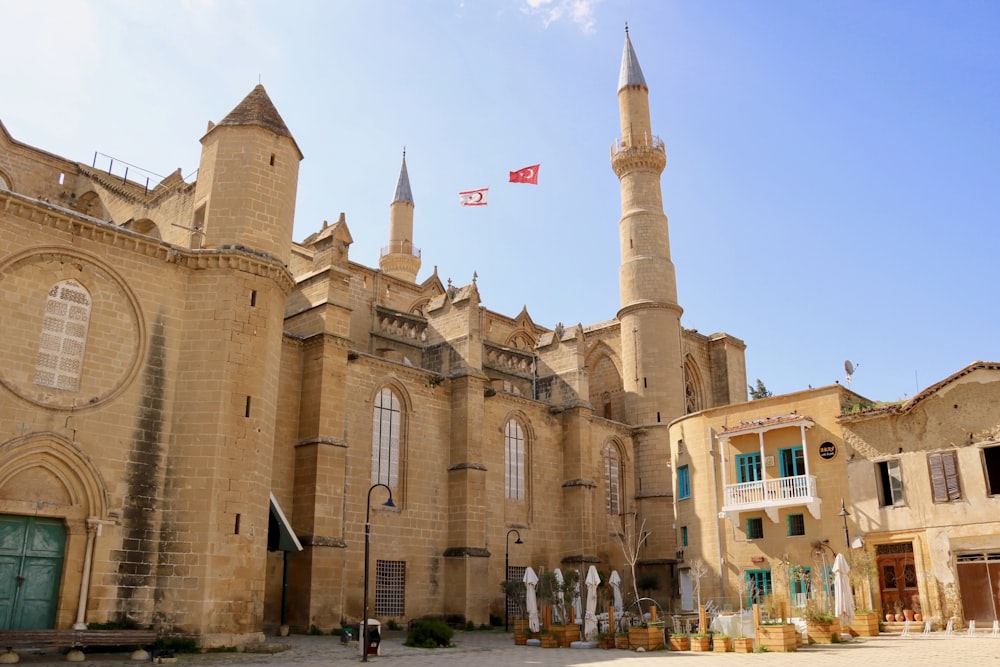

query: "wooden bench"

left=0, top=628, right=158, bottom=662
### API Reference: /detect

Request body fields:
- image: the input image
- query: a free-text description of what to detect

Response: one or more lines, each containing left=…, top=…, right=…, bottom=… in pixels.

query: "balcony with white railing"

left=721, top=474, right=821, bottom=524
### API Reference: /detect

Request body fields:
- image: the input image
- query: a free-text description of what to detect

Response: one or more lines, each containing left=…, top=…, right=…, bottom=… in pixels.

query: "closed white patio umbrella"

left=524, top=566, right=540, bottom=633
left=832, top=553, right=855, bottom=627
left=584, top=565, right=600, bottom=640
left=609, top=570, right=623, bottom=615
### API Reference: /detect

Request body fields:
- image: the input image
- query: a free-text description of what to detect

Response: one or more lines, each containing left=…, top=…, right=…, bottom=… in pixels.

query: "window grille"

left=35, top=281, right=91, bottom=392
left=375, top=559, right=405, bottom=617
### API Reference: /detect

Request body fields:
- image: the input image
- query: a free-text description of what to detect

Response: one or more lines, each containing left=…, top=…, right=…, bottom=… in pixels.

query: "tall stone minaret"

left=612, top=28, right=685, bottom=551
left=379, top=152, right=421, bottom=282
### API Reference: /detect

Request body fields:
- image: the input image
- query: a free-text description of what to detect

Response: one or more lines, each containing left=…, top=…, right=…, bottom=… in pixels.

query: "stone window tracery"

left=35, top=280, right=91, bottom=392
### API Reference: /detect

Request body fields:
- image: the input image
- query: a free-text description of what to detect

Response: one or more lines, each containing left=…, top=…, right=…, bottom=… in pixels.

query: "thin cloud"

left=521, top=0, right=599, bottom=34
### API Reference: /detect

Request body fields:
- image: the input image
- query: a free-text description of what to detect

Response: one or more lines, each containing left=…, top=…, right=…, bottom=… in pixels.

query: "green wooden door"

left=0, top=515, right=65, bottom=629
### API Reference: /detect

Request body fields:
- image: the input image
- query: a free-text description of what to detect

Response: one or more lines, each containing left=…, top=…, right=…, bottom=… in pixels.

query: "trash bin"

left=359, top=619, right=381, bottom=656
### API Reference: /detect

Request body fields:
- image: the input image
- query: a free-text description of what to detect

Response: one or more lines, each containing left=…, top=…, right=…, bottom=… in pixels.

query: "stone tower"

left=612, top=29, right=685, bottom=553
left=379, top=152, right=421, bottom=282
left=191, top=84, right=302, bottom=265
left=159, top=84, right=300, bottom=640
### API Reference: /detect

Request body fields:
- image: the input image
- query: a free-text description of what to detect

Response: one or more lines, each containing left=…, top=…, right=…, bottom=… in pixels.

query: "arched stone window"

left=684, top=356, right=705, bottom=414
left=504, top=419, right=526, bottom=500
left=372, top=387, right=402, bottom=489
left=35, top=280, right=91, bottom=392
left=603, top=442, right=623, bottom=515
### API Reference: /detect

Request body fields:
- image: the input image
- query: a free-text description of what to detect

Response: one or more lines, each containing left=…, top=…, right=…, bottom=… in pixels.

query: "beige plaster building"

left=839, top=361, right=1000, bottom=627
left=0, top=31, right=747, bottom=644
left=667, top=385, right=867, bottom=615
left=667, top=362, right=1000, bottom=630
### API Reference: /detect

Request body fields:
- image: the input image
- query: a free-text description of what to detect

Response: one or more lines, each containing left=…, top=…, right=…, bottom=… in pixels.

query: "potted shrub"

left=713, top=633, right=733, bottom=652
left=805, top=604, right=842, bottom=644
left=598, top=631, right=615, bottom=650
left=690, top=633, right=711, bottom=651
left=757, top=622, right=798, bottom=652
left=628, top=622, right=664, bottom=651
left=540, top=631, right=560, bottom=648
left=733, top=635, right=754, bottom=653
left=850, top=609, right=880, bottom=637
left=514, top=630, right=529, bottom=646
left=615, top=632, right=629, bottom=649
left=667, top=632, right=689, bottom=651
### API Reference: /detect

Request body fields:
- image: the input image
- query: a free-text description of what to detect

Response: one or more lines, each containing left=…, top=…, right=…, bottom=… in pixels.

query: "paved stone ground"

left=9, top=630, right=1000, bottom=666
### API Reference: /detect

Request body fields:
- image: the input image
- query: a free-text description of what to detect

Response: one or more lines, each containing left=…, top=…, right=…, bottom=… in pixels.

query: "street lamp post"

left=363, top=483, right=395, bottom=663
left=839, top=498, right=851, bottom=550
left=504, top=529, right=523, bottom=632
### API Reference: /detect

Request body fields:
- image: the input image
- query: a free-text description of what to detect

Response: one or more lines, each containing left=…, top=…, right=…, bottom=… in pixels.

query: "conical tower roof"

left=618, top=27, right=647, bottom=91
left=212, top=84, right=303, bottom=157
left=393, top=153, right=414, bottom=204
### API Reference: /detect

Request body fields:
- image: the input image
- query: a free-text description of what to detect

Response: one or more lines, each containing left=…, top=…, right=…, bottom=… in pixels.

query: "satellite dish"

left=844, top=360, right=859, bottom=387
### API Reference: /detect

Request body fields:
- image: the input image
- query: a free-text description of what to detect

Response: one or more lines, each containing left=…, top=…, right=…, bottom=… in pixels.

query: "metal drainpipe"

left=709, top=427, right=726, bottom=605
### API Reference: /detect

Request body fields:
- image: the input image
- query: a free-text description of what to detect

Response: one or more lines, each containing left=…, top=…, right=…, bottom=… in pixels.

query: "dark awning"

left=267, top=492, right=303, bottom=552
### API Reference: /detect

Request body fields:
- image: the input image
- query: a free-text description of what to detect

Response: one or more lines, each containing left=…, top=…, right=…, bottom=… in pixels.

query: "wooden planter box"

left=807, top=619, right=842, bottom=644
left=514, top=633, right=528, bottom=645
left=540, top=634, right=559, bottom=648
left=513, top=619, right=529, bottom=634
left=668, top=635, right=689, bottom=651
left=713, top=636, right=733, bottom=652
left=552, top=624, right=579, bottom=646
left=616, top=634, right=629, bottom=649
left=733, top=637, right=754, bottom=653
left=850, top=613, right=880, bottom=637
left=628, top=625, right=664, bottom=651
left=690, top=636, right=711, bottom=651
left=758, top=624, right=798, bottom=652
left=598, top=635, right=615, bottom=649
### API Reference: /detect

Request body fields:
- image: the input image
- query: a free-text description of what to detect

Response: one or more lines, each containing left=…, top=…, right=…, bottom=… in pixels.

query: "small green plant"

left=307, top=624, right=324, bottom=635
left=153, top=637, right=198, bottom=654
left=386, top=619, right=402, bottom=631
left=404, top=619, right=454, bottom=648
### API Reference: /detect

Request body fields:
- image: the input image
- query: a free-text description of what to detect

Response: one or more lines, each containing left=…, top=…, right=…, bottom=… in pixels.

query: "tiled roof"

left=719, top=413, right=814, bottom=436
left=218, top=85, right=294, bottom=139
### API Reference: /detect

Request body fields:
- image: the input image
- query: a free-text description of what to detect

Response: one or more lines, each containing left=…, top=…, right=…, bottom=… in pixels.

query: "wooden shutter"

left=929, top=451, right=961, bottom=502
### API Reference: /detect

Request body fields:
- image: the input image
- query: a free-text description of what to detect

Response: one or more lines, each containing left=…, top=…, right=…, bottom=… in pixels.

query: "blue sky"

left=3, top=1, right=998, bottom=403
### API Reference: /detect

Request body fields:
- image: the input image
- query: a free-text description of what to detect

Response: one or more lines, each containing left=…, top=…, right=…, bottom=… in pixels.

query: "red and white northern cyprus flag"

left=459, top=187, right=489, bottom=206
left=509, top=164, right=540, bottom=184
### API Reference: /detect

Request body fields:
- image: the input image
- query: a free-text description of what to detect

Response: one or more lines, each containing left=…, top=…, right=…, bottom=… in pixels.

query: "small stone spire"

left=380, top=149, right=421, bottom=282
left=393, top=148, right=414, bottom=204
left=618, top=24, right=647, bottom=91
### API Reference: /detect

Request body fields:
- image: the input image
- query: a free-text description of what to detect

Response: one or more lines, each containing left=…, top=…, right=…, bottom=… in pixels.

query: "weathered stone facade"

left=0, top=33, right=748, bottom=644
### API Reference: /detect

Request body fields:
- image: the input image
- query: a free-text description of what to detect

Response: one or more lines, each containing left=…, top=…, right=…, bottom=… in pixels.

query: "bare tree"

left=614, top=514, right=650, bottom=607
left=689, top=558, right=709, bottom=611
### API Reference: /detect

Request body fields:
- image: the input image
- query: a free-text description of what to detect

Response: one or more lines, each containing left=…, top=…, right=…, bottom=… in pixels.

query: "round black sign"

left=818, top=441, right=837, bottom=460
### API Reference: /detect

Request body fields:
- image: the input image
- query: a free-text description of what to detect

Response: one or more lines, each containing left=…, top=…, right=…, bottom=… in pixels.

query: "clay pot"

left=886, top=614, right=894, bottom=622
left=914, top=613, right=923, bottom=622
left=903, top=609, right=915, bottom=621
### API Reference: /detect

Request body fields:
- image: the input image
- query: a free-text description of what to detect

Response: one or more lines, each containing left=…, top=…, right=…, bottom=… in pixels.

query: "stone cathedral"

left=0, top=31, right=746, bottom=645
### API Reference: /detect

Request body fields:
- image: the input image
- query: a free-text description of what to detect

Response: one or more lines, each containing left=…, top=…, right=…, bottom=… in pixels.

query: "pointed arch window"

left=372, top=387, right=401, bottom=489
left=505, top=420, right=525, bottom=500
left=603, top=443, right=622, bottom=515
left=35, top=280, right=92, bottom=392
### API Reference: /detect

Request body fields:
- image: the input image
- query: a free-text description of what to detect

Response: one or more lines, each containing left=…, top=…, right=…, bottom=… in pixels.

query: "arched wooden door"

left=0, top=515, right=65, bottom=629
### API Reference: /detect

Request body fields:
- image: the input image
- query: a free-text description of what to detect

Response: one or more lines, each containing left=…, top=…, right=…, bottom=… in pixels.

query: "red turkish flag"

left=509, top=164, right=540, bottom=184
